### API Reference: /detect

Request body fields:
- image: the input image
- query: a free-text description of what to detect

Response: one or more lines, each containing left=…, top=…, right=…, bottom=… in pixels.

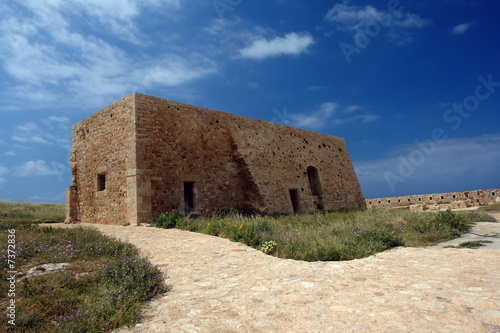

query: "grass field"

left=0, top=203, right=168, bottom=332
left=0, top=201, right=65, bottom=223
left=159, top=207, right=497, bottom=262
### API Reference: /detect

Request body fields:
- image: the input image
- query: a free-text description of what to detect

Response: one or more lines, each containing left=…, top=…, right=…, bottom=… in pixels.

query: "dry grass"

left=0, top=201, right=65, bottom=223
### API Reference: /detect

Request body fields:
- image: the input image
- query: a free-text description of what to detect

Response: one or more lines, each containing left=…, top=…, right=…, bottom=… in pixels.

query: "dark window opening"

left=289, top=189, right=300, bottom=214
left=453, top=195, right=456, bottom=199
left=306, top=166, right=324, bottom=196
left=419, top=198, right=422, bottom=201
left=184, top=182, right=194, bottom=213
left=493, top=192, right=496, bottom=196
left=408, top=199, right=411, bottom=202
left=398, top=199, right=401, bottom=203
left=441, top=196, right=444, bottom=200
left=429, top=197, right=433, bottom=200
left=388, top=200, right=391, bottom=203
left=97, top=174, right=106, bottom=191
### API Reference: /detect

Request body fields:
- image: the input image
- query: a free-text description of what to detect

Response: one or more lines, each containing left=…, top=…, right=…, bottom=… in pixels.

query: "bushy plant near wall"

left=155, top=210, right=184, bottom=229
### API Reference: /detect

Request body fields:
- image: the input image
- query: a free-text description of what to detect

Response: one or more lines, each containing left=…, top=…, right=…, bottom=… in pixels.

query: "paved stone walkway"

left=68, top=221, right=500, bottom=333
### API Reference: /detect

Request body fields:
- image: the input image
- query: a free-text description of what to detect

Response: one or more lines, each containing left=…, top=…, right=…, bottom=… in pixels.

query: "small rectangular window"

left=441, top=196, right=444, bottom=200
left=453, top=195, right=456, bottom=199
left=98, top=174, right=106, bottom=191
left=429, top=197, right=433, bottom=200
left=493, top=192, right=496, bottom=196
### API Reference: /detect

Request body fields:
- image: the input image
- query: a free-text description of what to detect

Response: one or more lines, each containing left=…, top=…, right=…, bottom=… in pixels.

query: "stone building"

left=65, top=93, right=366, bottom=225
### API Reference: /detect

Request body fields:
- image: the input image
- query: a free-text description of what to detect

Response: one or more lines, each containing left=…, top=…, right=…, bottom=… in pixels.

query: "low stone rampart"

left=366, top=189, right=499, bottom=209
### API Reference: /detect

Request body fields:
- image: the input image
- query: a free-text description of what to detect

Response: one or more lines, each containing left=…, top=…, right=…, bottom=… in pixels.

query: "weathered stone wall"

left=366, top=189, right=499, bottom=209
left=134, top=94, right=365, bottom=218
left=67, top=93, right=366, bottom=225
left=66, top=95, right=136, bottom=225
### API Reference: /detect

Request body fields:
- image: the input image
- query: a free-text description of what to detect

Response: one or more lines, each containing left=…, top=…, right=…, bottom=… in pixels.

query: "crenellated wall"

left=366, top=189, right=499, bottom=209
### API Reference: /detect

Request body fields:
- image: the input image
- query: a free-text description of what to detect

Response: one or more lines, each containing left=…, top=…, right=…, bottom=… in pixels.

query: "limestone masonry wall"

left=66, top=93, right=366, bottom=225
left=67, top=95, right=136, bottom=225
left=366, top=189, right=499, bottom=209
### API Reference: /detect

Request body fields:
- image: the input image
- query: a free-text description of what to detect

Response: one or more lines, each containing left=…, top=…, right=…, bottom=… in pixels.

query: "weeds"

left=0, top=225, right=169, bottom=332
left=446, top=240, right=493, bottom=249
left=171, top=208, right=481, bottom=261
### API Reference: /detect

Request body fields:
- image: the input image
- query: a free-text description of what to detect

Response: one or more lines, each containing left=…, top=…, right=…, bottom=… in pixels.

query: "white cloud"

left=0, top=1, right=217, bottom=110
left=239, top=32, right=314, bottom=60
left=325, top=2, right=430, bottom=44
left=4, top=151, right=17, bottom=157
left=345, top=105, right=361, bottom=113
left=273, top=103, right=378, bottom=129
left=452, top=22, right=475, bottom=35
left=0, top=165, right=8, bottom=185
left=332, top=105, right=378, bottom=125
left=12, top=160, right=65, bottom=177
left=289, top=102, right=338, bottom=129
left=11, top=116, right=73, bottom=149
left=355, top=134, right=500, bottom=192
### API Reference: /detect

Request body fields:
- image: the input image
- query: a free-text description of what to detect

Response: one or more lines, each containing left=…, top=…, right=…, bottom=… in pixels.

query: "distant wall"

left=366, top=189, right=499, bottom=209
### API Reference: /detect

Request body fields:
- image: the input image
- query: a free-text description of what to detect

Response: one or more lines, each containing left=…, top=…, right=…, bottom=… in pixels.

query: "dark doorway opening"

left=306, top=166, right=323, bottom=196
left=184, top=182, right=194, bottom=213
left=289, top=189, right=300, bottom=214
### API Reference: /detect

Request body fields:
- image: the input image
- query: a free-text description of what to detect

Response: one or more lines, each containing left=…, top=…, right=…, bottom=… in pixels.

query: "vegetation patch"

left=0, top=201, right=65, bottom=223
left=0, top=224, right=169, bottom=332
left=156, top=208, right=489, bottom=262
left=454, top=240, right=493, bottom=249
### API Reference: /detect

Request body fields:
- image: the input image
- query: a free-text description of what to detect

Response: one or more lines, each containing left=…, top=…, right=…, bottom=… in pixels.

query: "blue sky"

left=1, top=0, right=499, bottom=203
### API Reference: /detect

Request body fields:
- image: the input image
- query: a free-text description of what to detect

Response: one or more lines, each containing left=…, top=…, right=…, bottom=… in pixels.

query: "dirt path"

left=58, top=222, right=499, bottom=333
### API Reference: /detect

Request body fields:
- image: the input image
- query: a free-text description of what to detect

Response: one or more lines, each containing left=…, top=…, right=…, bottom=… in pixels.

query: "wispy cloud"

left=325, top=2, right=430, bottom=44
left=289, top=102, right=338, bottom=129
left=239, top=32, right=314, bottom=60
left=0, top=166, right=8, bottom=185
left=272, top=103, right=377, bottom=130
left=451, top=22, right=475, bottom=35
left=0, top=1, right=217, bottom=110
left=11, top=117, right=72, bottom=149
left=12, top=160, right=66, bottom=177
left=333, top=105, right=378, bottom=125
left=355, top=134, right=500, bottom=195
left=3, top=152, right=17, bottom=157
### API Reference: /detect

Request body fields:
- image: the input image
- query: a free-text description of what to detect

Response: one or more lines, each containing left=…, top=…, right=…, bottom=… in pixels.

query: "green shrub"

left=357, top=229, right=404, bottom=249
left=156, top=210, right=184, bottom=229
left=434, top=209, right=470, bottom=233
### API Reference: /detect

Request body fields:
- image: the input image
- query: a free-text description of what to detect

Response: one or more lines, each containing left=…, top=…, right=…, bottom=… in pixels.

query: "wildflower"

left=239, top=225, right=243, bottom=229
